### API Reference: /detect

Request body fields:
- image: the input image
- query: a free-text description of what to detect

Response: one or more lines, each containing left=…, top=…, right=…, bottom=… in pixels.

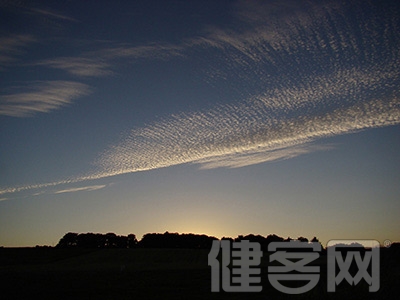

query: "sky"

left=0, top=0, right=399, bottom=247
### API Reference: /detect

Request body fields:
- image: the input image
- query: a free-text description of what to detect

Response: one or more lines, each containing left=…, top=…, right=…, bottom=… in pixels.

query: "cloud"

left=0, top=183, right=107, bottom=199
left=34, top=42, right=188, bottom=78
left=30, top=1, right=338, bottom=77
left=196, top=144, right=334, bottom=169
left=30, top=8, right=78, bottom=23
left=35, top=57, right=112, bottom=77
left=92, top=94, right=399, bottom=177
left=0, top=179, right=79, bottom=196
left=0, top=1, right=78, bottom=22
left=93, top=43, right=187, bottom=61
left=0, top=81, right=90, bottom=117
left=54, top=185, right=107, bottom=194
left=90, top=0, right=400, bottom=176
left=90, top=2, right=400, bottom=177
left=0, top=34, right=35, bottom=67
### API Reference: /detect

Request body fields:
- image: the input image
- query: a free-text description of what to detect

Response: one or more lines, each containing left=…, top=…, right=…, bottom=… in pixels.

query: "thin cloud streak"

left=0, top=179, right=81, bottom=196
left=196, top=144, right=334, bottom=169
left=0, top=34, right=35, bottom=67
left=30, top=8, right=78, bottom=23
left=0, top=81, right=90, bottom=117
left=54, top=185, right=107, bottom=194
left=38, top=42, right=190, bottom=77
left=35, top=57, right=112, bottom=77
left=0, top=1, right=78, bottom=23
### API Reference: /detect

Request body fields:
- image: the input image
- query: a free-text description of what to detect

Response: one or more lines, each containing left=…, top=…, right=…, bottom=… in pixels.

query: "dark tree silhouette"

left=56, top=231, right=324, bottom=250
left=138, top=232, right=217, bottom=249
left=56, top=232, right=136, bottom=249
left=232, top=234, right=285, bottom=251
left=265, top=234, right=284, bottom=244
left=297, top=236, right=309, bottom=242
left=56, top=232, right=78, bottom=248
left=311, top=236, right=319, bottom=243
left=127, top=234, right=138, bottom=248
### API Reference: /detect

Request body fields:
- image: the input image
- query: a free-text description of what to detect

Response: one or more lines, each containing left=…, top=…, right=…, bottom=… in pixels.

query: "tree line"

left=56, top=231, right=321, bottom=250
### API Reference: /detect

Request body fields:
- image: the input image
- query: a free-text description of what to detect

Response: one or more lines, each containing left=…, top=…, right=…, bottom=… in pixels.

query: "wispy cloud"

left=30, top=2, right=320, bottom=77
left=54, top=185, right=107, bottom=194
left=0, top=179, right=80, bottom=196
left=33, top=41, right=187, bottom=77
left=197, top=144, right=334, bottom=169
left=92, top=94, right=399, bottom=176
left=35, top=57, right=112, bottom=77
left=0, top=0, right=78, bottom=22
left=30, top=8, right=78, bottom=23
left=93, top=43, right=187, bottom=61
left=0, top=81, right=90, bottom=117
left=0, top=34, right=35, bottom=67
left=89, top=0, right=400, bottom=176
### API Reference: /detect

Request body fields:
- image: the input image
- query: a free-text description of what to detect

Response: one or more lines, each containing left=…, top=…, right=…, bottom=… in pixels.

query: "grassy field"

left=0, top=247, right=398, bottom=299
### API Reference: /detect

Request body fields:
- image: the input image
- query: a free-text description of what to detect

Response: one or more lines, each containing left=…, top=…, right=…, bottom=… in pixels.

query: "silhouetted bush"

left=56, top=231, right=325, bottom=250
left=56, top=232, right=137, bottom=249
left=138, top=232, right=218, bottom=249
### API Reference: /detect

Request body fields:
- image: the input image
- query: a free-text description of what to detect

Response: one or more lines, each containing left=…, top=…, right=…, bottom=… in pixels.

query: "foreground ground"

left=0, top=247, right=398, bottom=299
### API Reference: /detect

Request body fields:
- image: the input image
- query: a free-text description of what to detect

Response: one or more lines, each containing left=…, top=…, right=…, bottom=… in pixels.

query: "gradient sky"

left=0, top=0, right=399, bottom=247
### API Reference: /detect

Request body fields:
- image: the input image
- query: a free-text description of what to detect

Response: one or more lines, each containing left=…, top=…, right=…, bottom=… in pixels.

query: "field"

left=0, top=247, right=398, bottom=299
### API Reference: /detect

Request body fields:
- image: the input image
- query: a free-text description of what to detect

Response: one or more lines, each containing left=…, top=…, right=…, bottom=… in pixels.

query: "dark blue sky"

left=0, top=0, right=399, bottom=246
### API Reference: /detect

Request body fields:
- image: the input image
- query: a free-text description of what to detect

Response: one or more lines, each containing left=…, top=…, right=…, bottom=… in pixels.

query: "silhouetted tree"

left=105, top=233, right=117, bottom=248
left=56, top=232, right=78, bottom=248
left=235, top=234, right=267, bottom=248
left=56, top=231, right=325, bottom=251
left=138, top=232, right=217, bottom=249
left=311, top=236, right=319, bottom=243
left=77, top=233, right=99, bottom=248
left=265, top=234, right=284, bottom=244
left=56, top=232, right=136, bottom=249
left=297, top=236, right=308, bottom=242
left=115, top=235, right=128, bottom=248
left=309, top=236, right=325, bottom=252
left=127, top=234, right=138, bottom=248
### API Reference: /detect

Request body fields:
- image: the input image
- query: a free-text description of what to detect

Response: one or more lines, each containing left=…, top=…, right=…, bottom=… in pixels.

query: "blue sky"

left=0, top=0, right=399, bottom=247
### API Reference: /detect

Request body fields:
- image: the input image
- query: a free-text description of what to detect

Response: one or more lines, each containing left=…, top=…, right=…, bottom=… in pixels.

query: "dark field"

left=0, top=247, right=399, bottom=299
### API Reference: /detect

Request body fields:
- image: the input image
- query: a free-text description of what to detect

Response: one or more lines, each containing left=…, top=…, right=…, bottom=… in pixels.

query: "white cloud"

left=196, top=144, right=334, bottom=169
left=0, top=179, right=77, bottom=196
left=54, top=185, right=107, bottom=194
left=91, top=0, right=400, bottom=176
left=92, top=94, right=399, bottom=177
left=0, top=81, right=90, bottom=117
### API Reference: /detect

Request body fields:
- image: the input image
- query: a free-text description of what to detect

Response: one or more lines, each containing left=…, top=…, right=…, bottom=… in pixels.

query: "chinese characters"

left=209, top=239, right=380, bottom=294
